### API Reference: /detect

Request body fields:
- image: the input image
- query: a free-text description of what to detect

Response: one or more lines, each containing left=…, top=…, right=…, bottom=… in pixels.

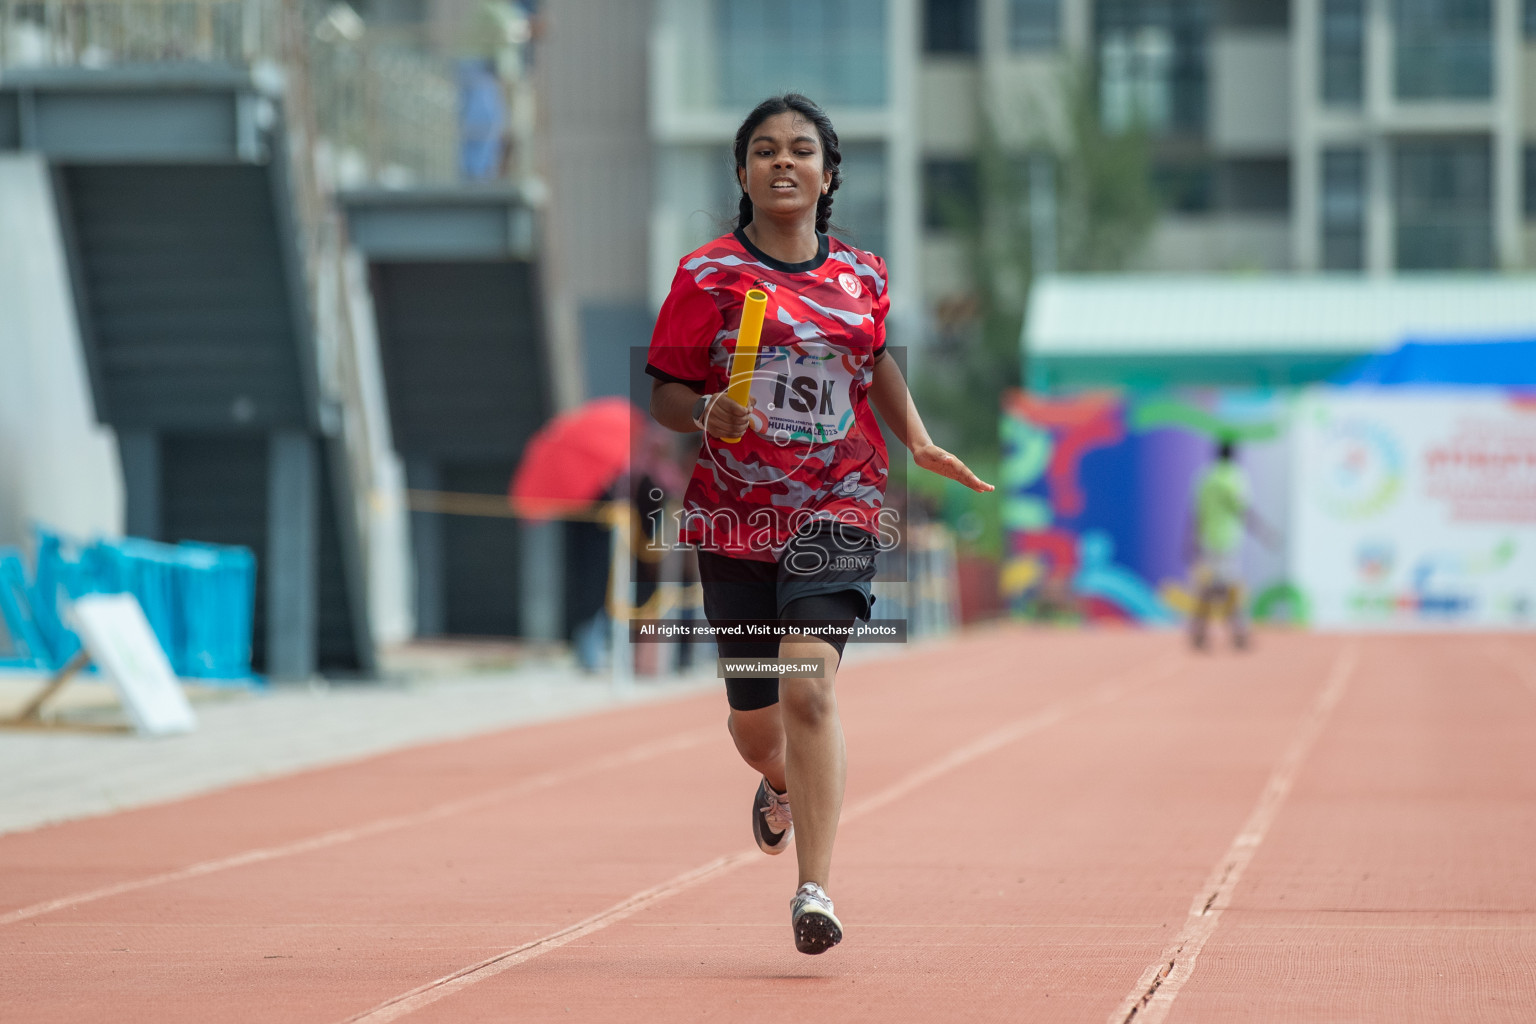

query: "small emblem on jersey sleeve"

left=837, top=272, right=862, bottom=298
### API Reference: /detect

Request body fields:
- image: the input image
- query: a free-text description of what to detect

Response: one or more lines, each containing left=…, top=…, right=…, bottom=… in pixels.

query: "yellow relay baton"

left=722, top=288, right=768, bottom=443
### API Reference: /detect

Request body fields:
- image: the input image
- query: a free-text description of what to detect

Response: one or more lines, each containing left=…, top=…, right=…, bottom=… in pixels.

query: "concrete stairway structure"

left=0, top=65, right=375, bottom=679
left=341, top=188, right=560, bottom=641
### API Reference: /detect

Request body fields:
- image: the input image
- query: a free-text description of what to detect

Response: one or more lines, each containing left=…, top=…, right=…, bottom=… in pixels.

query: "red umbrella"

left=509, top=397, right=650, bottom=521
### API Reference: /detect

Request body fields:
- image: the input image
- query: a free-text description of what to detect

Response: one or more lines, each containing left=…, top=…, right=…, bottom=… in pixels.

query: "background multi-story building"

left=1295, top=0, right=1534, bottom=273
left=542, top=0, right=1536, bottom=401
left=919, top=0, right=1536, bottom=282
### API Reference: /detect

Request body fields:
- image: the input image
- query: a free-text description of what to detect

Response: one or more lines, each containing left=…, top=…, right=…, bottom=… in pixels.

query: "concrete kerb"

left=0, top=654, right=719, bottom=837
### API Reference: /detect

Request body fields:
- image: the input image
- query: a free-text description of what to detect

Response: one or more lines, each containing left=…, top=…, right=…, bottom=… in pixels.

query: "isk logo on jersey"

left=837, top=272, right=862, bottom=298
left=772, top=373, right=837, bottom=415
left=749, top=344, right=858, bottom=445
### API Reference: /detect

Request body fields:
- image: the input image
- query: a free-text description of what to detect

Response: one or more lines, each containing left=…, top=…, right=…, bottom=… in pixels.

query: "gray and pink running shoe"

left=752, top=777, right=793, bottom=855
left=791, top=881, right=843, bottom=954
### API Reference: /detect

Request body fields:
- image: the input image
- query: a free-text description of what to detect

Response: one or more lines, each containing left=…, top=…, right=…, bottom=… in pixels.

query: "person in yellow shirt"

left=1189, top=439, right=1274, bottom=650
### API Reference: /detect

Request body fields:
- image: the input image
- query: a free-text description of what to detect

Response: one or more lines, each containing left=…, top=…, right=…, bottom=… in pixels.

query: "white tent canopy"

left=1025, top=274, right=1536, bottom=358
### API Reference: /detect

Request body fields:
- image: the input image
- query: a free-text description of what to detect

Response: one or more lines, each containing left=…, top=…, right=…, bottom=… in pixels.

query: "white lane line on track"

left=341, top=655, right=1184, bottom=1024
left=338, top=851, right=757, bottom=1024
left=1108, top=643, right=1360, bottom=1024
left=0, top=729, right=716, bottom=928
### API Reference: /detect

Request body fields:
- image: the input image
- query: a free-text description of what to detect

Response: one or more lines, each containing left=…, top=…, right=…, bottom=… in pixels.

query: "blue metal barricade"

left=0, top=549, right=49, bottom=669
left=29, top=531, right=85, bottom=668
left=28, top=529, right=258, bottom=682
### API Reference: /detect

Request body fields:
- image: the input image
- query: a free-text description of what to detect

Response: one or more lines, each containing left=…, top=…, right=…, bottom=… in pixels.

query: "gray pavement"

left=0, top=655, right=717, bottom=837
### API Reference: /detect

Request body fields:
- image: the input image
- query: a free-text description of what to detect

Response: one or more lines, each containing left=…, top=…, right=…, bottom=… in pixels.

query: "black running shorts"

left=697, top=521, right=878, bottom=711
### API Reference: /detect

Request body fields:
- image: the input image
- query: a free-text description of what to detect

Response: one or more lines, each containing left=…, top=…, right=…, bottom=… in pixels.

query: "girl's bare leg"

left=777, top=634, right=845, bottom=888
left=727, top=703, right=786, bottom=793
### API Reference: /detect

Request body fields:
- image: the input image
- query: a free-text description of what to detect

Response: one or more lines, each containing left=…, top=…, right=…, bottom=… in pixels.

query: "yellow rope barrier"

left=403, top=489, right=619, bottom=523
left=609, top=581, right=705, bottom=621
left=401, top=490, right=699, bottom=612
left=396, top=490, right=957, bottom=626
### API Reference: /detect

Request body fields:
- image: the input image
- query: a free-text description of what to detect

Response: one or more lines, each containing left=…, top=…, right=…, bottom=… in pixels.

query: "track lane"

left=381, top=634, right=1352, bottom=1023
left=8, top=631, right=1530, bottom=1023
left=1161, top=636, right=1536, bottom=1023
left=3, top=629, right=1173, bottom=1023
left=340, top=652, right=1185, bottom=1022
left=1109, top=644, right=1358, bottom=1023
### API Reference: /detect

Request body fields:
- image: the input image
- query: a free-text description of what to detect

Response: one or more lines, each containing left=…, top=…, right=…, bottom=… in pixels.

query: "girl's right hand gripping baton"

left=722, top=289, right=768, bottom=444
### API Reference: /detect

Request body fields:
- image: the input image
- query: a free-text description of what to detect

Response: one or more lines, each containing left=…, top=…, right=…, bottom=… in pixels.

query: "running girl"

left=646, top=94, right=992, bottom=954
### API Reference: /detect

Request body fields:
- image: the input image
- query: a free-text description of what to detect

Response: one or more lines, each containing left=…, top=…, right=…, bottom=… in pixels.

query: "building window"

left=1393, top=0, right=1492, bottom=100
left=925, top=0, right=978, bottom=54
left=1395, top=138, right=1492, bottom=269
left=1321, top=0, right=1364, bottom=106
left=1217, top=157, right=1290, bottom=214
left=351, top=0, right=429, bottom=26
left=835, top=142, right=889, bottom=254
left=1153, top=161, right=1213, bottom=213
left=1096, top=0, right=1209, bottom=136
left=716, top=0, right=888, bottom=108
left=1010, top=0, right=1059, bottom=50
left=1525, top=145, right=1536, bottom=218
left=922, top=158, right=979, bottom=230
left=1321, top=148, right=1366, bottom=270
left=1216, top=0, right=1288, bottom=29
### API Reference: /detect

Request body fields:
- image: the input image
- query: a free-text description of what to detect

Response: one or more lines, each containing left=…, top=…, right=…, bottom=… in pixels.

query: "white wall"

left=341, top=248, right=415, bottom=646
left=542, top=0, right=656, bottom=405
left=919, top=62, right=978, bottom=156
left=1134, top=215, right=1293, bottom=272
left=1208, top=32, right=1291, bottom=155
left=0, top=154, right=122, bottom=551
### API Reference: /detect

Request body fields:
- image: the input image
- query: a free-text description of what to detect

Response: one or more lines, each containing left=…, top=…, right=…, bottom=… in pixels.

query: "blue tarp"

left=1333, top=337, right=1536, bottom=387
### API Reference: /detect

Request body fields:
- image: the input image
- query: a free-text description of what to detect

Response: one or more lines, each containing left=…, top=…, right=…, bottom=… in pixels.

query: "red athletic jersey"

left=646, top=229, right=891, bottom=561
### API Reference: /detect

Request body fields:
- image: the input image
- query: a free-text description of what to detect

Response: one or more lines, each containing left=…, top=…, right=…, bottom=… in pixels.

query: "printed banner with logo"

left=1291, top=389, right=1536, bottom=628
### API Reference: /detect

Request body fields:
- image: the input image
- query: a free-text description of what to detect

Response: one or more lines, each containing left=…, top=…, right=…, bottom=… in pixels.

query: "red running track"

left=3, top=629, right=1535, bottom=1023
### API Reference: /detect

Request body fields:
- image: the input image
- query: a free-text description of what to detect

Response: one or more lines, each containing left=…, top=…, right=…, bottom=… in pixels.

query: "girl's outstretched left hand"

left=913, top=443, right=994, bottom=494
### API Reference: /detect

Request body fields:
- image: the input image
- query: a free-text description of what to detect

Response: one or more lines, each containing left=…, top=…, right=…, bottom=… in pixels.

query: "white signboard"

left=1291, top=389, right=1536, bottom=629
left=71, top=593, right=198, bottom=735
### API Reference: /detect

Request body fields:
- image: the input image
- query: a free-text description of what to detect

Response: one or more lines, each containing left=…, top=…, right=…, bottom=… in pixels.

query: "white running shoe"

left=790, top=881, right=843, bottom=955
left=752, top=777, right=793, bottom=855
